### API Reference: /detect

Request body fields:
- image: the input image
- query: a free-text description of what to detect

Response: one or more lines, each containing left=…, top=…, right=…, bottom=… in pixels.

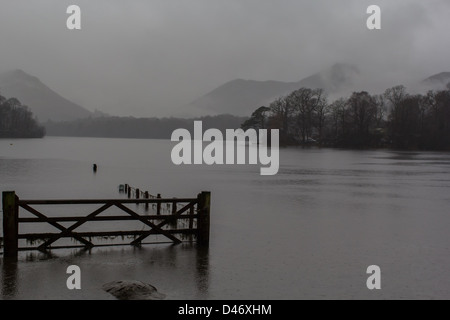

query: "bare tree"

left=313, top=89, right=329, bottom=144
left=384, top=85, right=408, bottom=112
left=288, top=88, right=323, bottom=143
left=0, top=94, right=45, bottom=138
left=241, top=106, right=271, bottom=130
left=269, top=96, right=294, bottom=143
left=374, top=94, right=388, bottom=128
left=347, top=91, right=378, bottom=147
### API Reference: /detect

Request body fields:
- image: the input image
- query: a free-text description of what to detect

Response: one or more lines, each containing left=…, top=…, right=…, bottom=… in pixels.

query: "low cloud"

left=0, top=0, right=449, bottom=117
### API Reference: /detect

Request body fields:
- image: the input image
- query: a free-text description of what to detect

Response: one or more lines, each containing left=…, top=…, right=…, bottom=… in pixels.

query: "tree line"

left=242, top=84, right=450, bottom=150
left=0, top=93, right=45, bottom=138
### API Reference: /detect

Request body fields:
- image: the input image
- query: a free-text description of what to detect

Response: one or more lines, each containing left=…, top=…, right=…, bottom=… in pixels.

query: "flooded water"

left=1, top=137, right=450, bottom=299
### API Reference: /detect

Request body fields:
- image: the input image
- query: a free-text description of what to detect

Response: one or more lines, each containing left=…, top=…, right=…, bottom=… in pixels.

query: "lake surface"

left=1, top=137, right=450, bottom=299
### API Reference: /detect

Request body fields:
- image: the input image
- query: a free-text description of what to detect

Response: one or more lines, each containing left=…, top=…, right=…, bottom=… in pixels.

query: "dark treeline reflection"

left=45, top=114, right=246, bottom=139
left=243, top=84, right=450, bottom=150
left=0, top=93, right=45, bottom=138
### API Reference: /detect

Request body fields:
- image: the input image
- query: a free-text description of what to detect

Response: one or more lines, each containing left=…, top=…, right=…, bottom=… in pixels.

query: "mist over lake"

left=1, top=137, right=450, bottom=299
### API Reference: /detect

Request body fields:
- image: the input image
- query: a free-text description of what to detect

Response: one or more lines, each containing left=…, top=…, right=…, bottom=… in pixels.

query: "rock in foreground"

left=102, top=280, right=166, bottom=300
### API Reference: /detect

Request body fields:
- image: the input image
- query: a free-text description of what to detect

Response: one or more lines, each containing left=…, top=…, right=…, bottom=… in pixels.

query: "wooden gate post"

left=197, top=191, right=210, bottom=247
left=2, top=191, right=19, bottom=258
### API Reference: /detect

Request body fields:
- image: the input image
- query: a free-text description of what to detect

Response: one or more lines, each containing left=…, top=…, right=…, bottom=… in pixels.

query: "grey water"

left=1, top=137, right=450, bottom=299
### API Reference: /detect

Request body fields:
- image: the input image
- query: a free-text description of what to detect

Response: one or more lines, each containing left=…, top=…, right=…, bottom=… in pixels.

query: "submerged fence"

left=1, top=190, right=210, bottom=257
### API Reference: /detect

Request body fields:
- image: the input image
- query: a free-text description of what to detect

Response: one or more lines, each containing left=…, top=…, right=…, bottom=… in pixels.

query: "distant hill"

left=190, top=63, right=360, bottom=116
left=0, top=69, right=92, bottom=122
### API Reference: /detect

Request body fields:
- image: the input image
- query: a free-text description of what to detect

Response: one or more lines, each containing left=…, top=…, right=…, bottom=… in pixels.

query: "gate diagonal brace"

left=129, top=201, right=196, bottom=246
left=20, top=203, right=95, bottom=251
left=113, top=202, right=183, bottom=245
left=22, top=203, right=114, bottom=251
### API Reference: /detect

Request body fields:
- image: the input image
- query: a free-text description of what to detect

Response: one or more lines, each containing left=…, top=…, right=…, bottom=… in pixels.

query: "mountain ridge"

left=190, top=63, right=360, bottom=116
left=1, top=66, right=448, bottom=122
left=422, top=72, right=450, bottom=86
left=0, top=69, right=92, bottom=122
left=190, top=64, right=450, bottom=116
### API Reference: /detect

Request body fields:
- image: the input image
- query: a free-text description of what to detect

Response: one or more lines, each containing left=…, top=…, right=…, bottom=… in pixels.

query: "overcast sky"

left=0, top=0, right=449, bottom=117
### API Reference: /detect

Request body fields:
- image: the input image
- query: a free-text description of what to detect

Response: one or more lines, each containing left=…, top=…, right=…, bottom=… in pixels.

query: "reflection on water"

left=195, top=247, right=210, bottom=295
left=1, top=244, right=209, bottom=300
left=1, top=258, right=18, bottom=299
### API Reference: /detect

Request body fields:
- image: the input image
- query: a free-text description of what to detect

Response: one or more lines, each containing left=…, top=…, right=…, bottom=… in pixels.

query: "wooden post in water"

left=135, top=188, right=140, bottom=209
left=157, top=194, right=161, bottom=215
left=127, top=186, right=131, bottom=199
left=144, top=191, right=149, bottom=211
left=197, top=191, right=211, bottom=247
left=2, top=191, right=19, bottom=258
left=189, top=205, right=195, bottom=241
left=171, top=198, right=177, bottom=229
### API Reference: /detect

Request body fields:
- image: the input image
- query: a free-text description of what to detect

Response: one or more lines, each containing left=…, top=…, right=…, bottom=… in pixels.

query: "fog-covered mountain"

left=422, top=72, right=450, bottom=90
left=190, top=63, right=360, bottom=116
left=0, top=69, right=92, bottom=122
left=1, top=66, right=448, bottom=124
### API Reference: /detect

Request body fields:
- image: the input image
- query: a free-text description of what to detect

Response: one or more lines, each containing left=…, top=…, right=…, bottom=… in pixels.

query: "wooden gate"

left=1, top=191, right=210, bottom=257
